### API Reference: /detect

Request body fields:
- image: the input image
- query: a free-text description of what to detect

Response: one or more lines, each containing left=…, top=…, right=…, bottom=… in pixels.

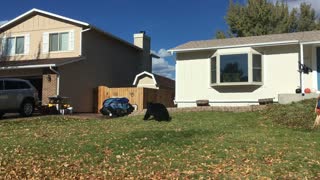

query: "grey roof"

left=170, top=30, right=320, bottom=52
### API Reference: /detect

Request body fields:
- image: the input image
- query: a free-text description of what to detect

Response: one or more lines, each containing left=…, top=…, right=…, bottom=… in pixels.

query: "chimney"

left=134, top=31, right=151, bottom=72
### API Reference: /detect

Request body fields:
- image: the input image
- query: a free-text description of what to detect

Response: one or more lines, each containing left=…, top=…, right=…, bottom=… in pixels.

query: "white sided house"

left=170, top=31, right=320, bottom=107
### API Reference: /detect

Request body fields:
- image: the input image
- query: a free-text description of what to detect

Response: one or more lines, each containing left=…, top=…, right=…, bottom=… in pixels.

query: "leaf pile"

left=262, top=99, right=316, bottom=129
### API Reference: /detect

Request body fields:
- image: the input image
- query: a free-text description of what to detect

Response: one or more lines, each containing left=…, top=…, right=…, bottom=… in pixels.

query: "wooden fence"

left=96, top=86, right=175, bottom=112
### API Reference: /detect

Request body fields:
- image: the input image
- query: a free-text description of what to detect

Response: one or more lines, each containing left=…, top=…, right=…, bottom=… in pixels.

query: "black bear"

left=143, top=103, right=171, bottom=121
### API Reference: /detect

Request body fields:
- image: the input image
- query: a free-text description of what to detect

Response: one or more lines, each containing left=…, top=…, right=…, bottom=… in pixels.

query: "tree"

left=297, top=3, right=318, bottom=31
left=217, top=0, right=320, bottom=38
left=215, top=30, right=227, bottom=39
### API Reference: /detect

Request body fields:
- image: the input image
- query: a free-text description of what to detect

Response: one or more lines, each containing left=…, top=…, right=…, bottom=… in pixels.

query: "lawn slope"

left=263, top=98, right=316, bottom=129
left=0, top=106, right=319, bottom=178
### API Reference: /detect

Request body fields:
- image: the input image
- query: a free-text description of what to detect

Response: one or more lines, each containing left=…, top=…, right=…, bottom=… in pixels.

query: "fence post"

left=97, top=86, right=108, bottom=113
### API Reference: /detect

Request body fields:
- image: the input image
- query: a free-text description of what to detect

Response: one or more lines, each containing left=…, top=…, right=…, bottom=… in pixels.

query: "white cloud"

left=152, top=49, right=175, bottom=79
left=157, top=48, right=172, bottom=58
left=0, top=20, right=8, bottom=26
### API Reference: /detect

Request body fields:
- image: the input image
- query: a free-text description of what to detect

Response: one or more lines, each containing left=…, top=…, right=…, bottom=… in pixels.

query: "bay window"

left=220, top=54, right=248, bottom=83
left=211, top=48, right=263, bottom=86
left=211, top=57, right=217, bottom=84
left=253, top=54, right=262, bottom=82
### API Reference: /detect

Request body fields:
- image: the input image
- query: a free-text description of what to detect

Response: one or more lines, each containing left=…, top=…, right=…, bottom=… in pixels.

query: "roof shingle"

left=171, top=30, right=320, bottom=51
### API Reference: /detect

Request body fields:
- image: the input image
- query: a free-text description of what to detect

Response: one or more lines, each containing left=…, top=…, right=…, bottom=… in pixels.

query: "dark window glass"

left=220, top=54, right=248, bottom=83
left=4, top=81, right=30, bottom=90
left=211, top=57, right=217, bottom=84
left=49, top=33, right=59, bottom=51
left=18, top=81, right=31, bottom=89
left=0, top=81, right=3, bottom=90
left=5, top=81, right=20, bottom=90
left=253, top=54, right=262, bottom=82
left=16, top=36, right=25, bottom=54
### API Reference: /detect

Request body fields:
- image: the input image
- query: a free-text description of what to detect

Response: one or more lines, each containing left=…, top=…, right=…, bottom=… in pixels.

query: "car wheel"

left=20, top=100, right=34, bottom=117
left=0, top=112, right=5, bottom=119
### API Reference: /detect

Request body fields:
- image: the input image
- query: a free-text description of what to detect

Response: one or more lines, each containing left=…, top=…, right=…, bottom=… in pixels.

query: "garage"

left=0, top=57, right=84, bottom=105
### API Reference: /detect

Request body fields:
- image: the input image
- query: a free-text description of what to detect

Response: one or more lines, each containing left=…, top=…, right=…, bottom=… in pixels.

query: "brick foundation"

left=130, top=105, right=267, bottom=116
left=42, top=74, right=57, bottom=105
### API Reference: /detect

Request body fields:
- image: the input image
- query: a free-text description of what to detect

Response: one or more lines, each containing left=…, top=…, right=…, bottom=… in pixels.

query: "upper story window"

left=49, top=32, right=69, bottom=52
left=211, top=48, right=263, bottom=86
left=43, top=30, right=74, bottom=53
left=2, top=35, right=29, bottom=56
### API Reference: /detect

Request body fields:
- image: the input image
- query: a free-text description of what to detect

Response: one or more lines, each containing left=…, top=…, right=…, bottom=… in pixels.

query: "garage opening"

left=17, top=76, right=43, bottom=101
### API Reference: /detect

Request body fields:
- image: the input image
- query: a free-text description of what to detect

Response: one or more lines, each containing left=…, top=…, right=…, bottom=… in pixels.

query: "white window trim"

left=46, top=30, right=75, bottom=53
left=4, top=34, right=29, bottom=57
left=210, top=47, right=263, bottom=86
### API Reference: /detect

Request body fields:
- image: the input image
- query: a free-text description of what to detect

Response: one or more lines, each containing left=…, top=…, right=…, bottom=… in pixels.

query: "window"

left=0, top=81, right=3, bottom=90
left=16, top=37, right=25, bottom=54
left=49, top=32, right=69, bottom=52
left=4, top=81, right=30, bottom=90
left=220, top=54, right=248, bottom=83
left=211, top=57, right=217, bottom=84
left=210, top=48, right=263, bottom=86
left=253, top=54, right=262, bottom=82
left=5, top=36, right=25, bottom=55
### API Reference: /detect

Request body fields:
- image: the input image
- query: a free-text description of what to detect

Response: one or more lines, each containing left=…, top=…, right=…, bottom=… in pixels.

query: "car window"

left=4, top=80, right=31, bottom=90
left=18, top=81, right=31, bottom=89
left=0, top=81, right=3, bottom=90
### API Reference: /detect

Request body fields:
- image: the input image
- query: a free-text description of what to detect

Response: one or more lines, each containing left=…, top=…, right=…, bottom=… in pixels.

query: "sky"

left=0, top=0, right=319, bottom=79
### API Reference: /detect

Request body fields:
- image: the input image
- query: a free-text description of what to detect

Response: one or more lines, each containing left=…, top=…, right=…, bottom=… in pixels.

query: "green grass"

left=263, top=98, right=316, bottom=129
left=0, top=106, right=319, bottom=178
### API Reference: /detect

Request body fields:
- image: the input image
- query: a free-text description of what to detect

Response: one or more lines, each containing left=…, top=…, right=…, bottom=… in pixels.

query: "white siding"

left=175, top=45, right=304, bottom=107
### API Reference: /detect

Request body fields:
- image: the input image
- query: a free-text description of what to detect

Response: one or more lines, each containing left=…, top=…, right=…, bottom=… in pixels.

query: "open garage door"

left=15, top=76, right=43, bottom=101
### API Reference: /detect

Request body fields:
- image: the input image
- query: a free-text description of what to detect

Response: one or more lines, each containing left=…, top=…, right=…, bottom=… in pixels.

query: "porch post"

left=300, top=43, right=304, bottom=95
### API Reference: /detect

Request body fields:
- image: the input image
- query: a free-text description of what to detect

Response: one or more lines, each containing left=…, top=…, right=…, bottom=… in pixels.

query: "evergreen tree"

left=216, top=0, right=320, bottom=38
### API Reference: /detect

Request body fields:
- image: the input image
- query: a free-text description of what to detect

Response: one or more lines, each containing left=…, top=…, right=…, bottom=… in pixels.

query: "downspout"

left=49, top=66, right=60, bottom=96
left=300, top=43, right=305, bottom=96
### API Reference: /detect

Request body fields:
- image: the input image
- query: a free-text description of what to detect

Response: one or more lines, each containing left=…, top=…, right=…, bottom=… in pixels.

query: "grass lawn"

left=0, top=108, right=319, bottom=178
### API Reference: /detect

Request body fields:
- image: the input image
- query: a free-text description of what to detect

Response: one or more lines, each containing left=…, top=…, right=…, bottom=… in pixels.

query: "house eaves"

left=169, top=40, right=300, bottom=53
left=169, top=30, right=320, bottom=53
left=0, top=8, right=89, bottom=30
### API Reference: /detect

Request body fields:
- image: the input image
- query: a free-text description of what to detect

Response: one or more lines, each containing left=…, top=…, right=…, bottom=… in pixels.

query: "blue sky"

left=0, top=0, right=230, bottom=79
left=1, top=0, right=317, bottom=79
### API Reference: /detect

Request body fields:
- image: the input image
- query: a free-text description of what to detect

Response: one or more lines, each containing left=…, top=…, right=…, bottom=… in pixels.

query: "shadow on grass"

left=108, top=129, right=213, bottom=152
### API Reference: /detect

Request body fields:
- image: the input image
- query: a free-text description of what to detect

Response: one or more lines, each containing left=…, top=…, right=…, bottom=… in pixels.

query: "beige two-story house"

left=0, top=9, right=157, bottom=112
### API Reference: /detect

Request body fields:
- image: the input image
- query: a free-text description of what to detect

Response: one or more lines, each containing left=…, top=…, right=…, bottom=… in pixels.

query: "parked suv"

left=0, top=78, right=39, bottom=118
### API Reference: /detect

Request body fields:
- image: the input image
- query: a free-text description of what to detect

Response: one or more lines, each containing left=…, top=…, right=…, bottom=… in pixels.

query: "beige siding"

left=59, top=30, right=143, bottom=112
left=0, top=14, right=82, bottom=61
left=175, top=45, right=313, bottom=107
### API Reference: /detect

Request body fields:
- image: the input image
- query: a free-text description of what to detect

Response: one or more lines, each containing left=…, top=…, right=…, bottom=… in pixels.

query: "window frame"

left=210, top=48, right=263, bottom=86
left=5, top=35, right=26, bottom=56
left=49, top=31, right=70, bottom=52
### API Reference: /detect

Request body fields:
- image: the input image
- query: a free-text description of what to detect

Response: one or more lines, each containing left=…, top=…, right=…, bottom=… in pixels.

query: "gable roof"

left=170, top=30, right=320, bottom=52
left=133, top=71, right=175, bottom=89
left=0, top=9, right=158, bottom=58
left=0, top=8, right=89, bottom=29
